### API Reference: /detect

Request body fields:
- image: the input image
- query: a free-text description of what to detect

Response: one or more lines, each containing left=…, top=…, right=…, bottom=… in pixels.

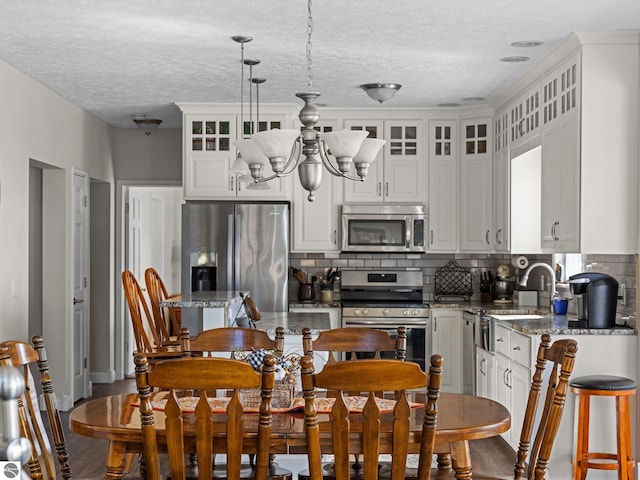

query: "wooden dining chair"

left=0, top=336, right=122, bottom=480
left=473, top=334, right=578, bottom=480
left=134, top=353, right=276, bottom=480
left=122, top=270, right=182, bottom=361
left=300, top=354, right=443, bottom=480
left=180, top=326, right=291, bottom=480
left=144, top=267, right=181, bottom=343
left=302, top=326, right=406, bottom=366
left=181, top=326, right=285, bottom=358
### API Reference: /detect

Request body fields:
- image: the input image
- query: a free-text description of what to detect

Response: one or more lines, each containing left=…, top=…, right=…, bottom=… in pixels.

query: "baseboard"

left=91, top=369, right=116, bottom=384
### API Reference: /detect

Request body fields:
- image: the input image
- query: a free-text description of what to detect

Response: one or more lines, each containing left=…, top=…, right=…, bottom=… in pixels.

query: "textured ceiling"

left=0, top=1, right=638, bottom=129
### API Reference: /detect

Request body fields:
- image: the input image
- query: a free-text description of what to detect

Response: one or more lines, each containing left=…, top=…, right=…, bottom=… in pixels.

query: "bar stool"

left=570, top=375, right=636, bottom=480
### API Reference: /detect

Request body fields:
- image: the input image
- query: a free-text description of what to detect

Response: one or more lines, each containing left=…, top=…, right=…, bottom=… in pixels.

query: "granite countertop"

left=161, top=291, right=247, bottom=308
left=490, top=313, right=636, bottom=336
left=431, top=301, right=545, bottom=315
left=288, top=301, right=342, bottom=309
left=249, top=312, right=332, bottom=335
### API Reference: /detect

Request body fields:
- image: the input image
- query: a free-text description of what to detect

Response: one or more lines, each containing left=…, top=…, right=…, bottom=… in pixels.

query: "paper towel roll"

left=512, top=255, right=529, bottom=269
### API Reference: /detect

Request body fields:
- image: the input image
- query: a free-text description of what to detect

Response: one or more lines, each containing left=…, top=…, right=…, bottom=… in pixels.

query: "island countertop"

left=245, top=312, right=331, bottom=336
left=160, top=291, right=247, bottom=308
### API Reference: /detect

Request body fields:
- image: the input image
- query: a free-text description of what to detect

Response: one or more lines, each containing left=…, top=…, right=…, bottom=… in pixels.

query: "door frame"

left=114, top=180, right=181, bottom=380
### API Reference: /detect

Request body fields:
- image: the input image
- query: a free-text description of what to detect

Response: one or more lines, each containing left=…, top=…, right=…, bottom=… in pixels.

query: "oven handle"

left=343, top=320, right=428, bottom=328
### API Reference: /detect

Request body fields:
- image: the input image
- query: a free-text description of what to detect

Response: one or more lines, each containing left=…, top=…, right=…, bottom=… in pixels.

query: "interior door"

left=125, top=188, right=142, bottom=375
left=72, top=169, right=89, bottom=400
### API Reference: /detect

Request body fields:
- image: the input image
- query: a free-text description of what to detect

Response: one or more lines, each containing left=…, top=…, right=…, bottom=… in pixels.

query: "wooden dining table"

left=69, top=391, right=510, bottom=480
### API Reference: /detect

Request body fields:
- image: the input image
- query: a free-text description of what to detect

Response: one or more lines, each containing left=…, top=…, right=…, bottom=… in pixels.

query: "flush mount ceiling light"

left=133, top=115, right=162, bottom=135
left=359, top=83, right=402, bottom=103
left=499, top=56, right=530, bottom=63
left=231, top=0, right=385, bottom=202
left=511, top=40, right=544, bottom=48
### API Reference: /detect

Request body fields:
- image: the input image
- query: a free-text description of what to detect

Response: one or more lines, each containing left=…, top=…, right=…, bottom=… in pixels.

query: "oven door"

left=343, top=319, right=428, bottom=371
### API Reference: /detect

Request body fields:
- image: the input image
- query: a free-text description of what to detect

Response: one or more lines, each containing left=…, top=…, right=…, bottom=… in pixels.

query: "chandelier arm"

left=252, top=137, right=304, bottom=183
left=317, top=139, right=363, bottom=181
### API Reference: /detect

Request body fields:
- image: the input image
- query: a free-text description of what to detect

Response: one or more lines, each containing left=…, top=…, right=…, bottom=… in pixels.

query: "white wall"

left=0, top=57, right=115, bottom=407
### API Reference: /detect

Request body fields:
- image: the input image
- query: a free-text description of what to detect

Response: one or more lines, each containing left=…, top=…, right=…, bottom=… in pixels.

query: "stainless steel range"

left=341, top=270, right=430, bottom=369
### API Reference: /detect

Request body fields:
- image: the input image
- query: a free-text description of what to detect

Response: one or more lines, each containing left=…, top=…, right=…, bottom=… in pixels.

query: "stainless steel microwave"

left=341, top=204, right=427, bottom=252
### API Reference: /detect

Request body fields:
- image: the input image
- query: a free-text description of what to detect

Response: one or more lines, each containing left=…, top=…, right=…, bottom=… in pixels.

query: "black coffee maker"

left=568, top=272, right=619, bottom=328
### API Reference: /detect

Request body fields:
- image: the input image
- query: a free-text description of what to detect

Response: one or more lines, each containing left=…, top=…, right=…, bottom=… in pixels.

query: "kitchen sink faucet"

left=519, top=262, right=557, bottom=313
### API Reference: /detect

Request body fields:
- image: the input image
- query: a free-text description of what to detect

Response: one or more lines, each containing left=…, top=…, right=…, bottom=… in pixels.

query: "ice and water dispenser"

left=190, top=251, right=217, bottom=292
left=569, top=272, right=619, bottom=328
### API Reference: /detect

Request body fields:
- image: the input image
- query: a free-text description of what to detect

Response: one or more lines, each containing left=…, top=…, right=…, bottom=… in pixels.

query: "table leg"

left=105, top=441, right=127, bottom=480
left=449, top=441, right=473, bottom=480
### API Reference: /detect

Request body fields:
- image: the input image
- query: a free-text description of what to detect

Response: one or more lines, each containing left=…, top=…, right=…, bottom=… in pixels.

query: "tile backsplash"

left=289, top=252, right=637, bottom=326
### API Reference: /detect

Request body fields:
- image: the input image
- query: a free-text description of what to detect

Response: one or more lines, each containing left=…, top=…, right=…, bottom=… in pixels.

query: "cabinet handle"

left=555, top=221, right=560, bottom=241
left=513, top=345, right=521, bottom=351
left=377, top=182, right=382, bottom=196
left=496, top=228, right=502, bottom=245
left=480, top=358, right=486, bottom=375
left=430, top=230, right=434, bottom=245
left=503, top=368, right=509, bottom=386
left=485, top=230, right=490, bottom=245
left=506, top=369, right=512, bottom=388
left=333, top=230, right=337, bottom=245
left=434, top=318, right=437, bottom=332
left=385, top=182, right=389, bottom=197
left=496, top=337, right=504, bottom=342
left=230, top=176, right=234, bottom=192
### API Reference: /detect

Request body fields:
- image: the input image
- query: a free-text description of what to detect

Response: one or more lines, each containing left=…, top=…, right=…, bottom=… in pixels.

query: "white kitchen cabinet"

left=291, top=121, right=342, bottom=252
left=475, top=346, right=496, bottom=399
left=179, top=107, right=292, bottom=200
left=343, top=120, right=425, bottom=203
left=540, top=53, right=581, bottom=252
left=493, top=323, right=534, bottom=449
left=427, top=120, right=458, bottom=252
left=509, top=81, right=541, bottom=149
left=459, top=118, right=493, bottom=252
left=492, top=108, right=510, bottom=252
left=430, top=309, right=462, bottom=393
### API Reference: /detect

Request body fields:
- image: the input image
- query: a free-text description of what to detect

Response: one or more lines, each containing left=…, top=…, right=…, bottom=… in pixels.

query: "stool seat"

left=570, top=375, right=636, bottom=391
left=571, top=374, right=635, bottom=480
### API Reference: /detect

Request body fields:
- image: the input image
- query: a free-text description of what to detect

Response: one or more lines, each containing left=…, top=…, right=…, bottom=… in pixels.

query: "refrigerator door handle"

left=234, top=213, right=241, bottom=291
left=227, top=214, right=234, bottom=289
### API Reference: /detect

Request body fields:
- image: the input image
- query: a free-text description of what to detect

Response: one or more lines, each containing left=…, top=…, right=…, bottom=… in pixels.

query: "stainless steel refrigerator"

left=181, top=201, right=289, bottom=315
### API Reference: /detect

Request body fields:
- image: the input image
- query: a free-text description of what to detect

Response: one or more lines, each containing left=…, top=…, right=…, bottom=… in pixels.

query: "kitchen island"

left=161, top=291, right=247, bottom=332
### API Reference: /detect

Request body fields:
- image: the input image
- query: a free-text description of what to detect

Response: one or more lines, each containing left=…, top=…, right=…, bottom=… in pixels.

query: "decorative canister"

left=320, top=285, right=334, bottom=303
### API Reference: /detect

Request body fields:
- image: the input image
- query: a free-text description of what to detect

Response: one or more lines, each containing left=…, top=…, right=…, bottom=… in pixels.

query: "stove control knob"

left=413, top=310, right=420, bottom=316
left=403, top=310, right=410, bottom=316
left=362, top=309, right=369, bottom=316
left=353, top=309, right=361, bottom=316
left=383, top=309, right=390, bottom=315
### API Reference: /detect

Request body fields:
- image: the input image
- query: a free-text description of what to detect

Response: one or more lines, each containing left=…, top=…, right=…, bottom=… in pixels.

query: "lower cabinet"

left=493, top=323, right=534, bottom=449
left=431, top=309, right=463, bottom=393
left=475, top=346, right=495, bottom=399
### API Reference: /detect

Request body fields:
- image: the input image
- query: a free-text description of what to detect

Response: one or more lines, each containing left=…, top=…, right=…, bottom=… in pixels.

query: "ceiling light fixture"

left=133, top=115, right=162, bottom=135
left=511, top=40, right=544, bottom=48
left=232, top=0, right=384, bottom=202
left=499, top=56, right=530, bottom=63
left=360, top=83, right=402, bottom=103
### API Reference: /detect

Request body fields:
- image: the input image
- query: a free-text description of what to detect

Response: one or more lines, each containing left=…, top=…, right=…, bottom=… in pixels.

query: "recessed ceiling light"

left=462, top=97, right=485, bottom=102
left=511, top=40, right=544, bottom=48
left=500, top=56, right=530, bottom=63
left=437, top=103, right=460, bottom=107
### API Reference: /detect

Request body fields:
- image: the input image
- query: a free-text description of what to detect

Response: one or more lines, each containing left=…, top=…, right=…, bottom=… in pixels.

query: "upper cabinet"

left=492, top=108, right=510, bottom=252
left=459, top=118, right=493, bottom=252
left=343, top=120, right=425, bottom=203
left=428, top=120, right=458, bottom=251
left=179, top=106, right=292, bottom=200
left=291, top=120, right=342, bottom=252
left=509, top=82, right=541, bottom=152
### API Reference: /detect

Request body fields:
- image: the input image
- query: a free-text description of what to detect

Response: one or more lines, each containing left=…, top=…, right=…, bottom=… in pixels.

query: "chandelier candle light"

left=232, top=0, right=385, bottom=201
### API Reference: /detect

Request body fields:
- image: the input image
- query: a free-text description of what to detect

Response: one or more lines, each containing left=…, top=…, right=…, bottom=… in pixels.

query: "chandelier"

left=232, top=0, right=385, bottom=201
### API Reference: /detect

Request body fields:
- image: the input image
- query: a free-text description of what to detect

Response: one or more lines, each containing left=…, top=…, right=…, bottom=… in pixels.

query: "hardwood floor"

left=60, top=379, right=516, bottom=479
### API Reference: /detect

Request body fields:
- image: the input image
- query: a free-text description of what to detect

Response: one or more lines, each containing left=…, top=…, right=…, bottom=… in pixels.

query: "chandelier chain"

left=306, top=0, right=313, bottom=90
